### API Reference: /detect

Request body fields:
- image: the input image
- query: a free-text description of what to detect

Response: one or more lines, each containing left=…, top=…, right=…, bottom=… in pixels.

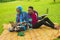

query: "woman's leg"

left=8, top=27, right=15, bottom=32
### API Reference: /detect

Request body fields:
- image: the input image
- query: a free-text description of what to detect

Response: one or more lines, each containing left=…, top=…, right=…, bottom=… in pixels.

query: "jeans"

left=33, top=17, right=54, bottom=29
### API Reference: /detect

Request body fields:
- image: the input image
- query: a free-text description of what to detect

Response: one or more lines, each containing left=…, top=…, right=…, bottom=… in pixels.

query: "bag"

left=18, top=31, right=24, bottom=36
left=19, top=25, right=27, bottom=31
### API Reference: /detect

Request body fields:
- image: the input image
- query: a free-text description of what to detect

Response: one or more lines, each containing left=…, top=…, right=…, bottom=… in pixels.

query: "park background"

left=0, top=0, right=60, bottom=40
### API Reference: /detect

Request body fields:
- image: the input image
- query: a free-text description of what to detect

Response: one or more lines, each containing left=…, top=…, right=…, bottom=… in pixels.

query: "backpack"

left=34, top=10, right=38, bottom=17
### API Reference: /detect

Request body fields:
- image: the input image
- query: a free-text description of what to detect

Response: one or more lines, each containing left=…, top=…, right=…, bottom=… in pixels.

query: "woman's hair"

left=17, top=6, right=23, bottom=13
left=17, top=6, right=22, bottom=10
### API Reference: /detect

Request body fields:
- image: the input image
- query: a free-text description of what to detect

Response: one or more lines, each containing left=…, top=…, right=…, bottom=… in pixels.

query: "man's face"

left=16, top=8, right=20, bottom=14
left=28, top=8, right=33, bottom=14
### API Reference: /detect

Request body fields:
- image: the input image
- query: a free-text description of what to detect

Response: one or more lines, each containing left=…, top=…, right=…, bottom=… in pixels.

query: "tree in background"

left=27, top=0, right=30, bottom=1
left=27, top=0, right=40, bottom=1
left=0, top=0, right=15, bottom=2
left=35, top=0, right=40, bottom=2
left=54, top=0, right=56, bottom=3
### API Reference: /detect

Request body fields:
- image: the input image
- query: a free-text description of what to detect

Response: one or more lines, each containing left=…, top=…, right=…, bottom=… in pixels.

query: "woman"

left=9, top=6, right=29, bottom=32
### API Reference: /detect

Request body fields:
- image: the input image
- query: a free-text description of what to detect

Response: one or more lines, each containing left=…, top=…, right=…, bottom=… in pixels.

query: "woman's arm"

left=16, top=14, right=18, bottom=23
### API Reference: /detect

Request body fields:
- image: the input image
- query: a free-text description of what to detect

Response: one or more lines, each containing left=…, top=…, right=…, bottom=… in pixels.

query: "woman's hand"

left=22, top=22, right=25, bottom=24
left=18, top=22, right=20, bottom=24
left=27, top=25, right=30, bottom=30
left=16, top=22, right=20, bottom=26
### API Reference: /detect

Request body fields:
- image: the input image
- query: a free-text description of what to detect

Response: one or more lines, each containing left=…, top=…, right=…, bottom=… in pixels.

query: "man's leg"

left=33, top=20, right=45, bottom=29
left=33, top=18, right=55, bottom=29
left=38, top=16, right=42, bottom=20
left=43, top=22, right=55, bottom=28
left=42, top=17, right=55, bottom=28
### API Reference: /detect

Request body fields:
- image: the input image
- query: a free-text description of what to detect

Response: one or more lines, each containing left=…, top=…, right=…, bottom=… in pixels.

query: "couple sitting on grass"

left=9, top=6, right=59, bottom=32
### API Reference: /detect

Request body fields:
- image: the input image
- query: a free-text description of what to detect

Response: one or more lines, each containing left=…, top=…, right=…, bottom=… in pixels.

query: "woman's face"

left=16, top=8, right=20, bottom=14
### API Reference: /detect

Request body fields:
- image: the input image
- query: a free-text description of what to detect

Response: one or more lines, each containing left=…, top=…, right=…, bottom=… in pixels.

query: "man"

left=28, top=6, right=58, bottom=29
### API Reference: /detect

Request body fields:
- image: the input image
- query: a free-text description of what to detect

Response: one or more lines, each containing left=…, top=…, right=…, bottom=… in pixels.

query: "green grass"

left=0, top=0, right=60, bottom=40
left=54, top=38, right=60, bottom=40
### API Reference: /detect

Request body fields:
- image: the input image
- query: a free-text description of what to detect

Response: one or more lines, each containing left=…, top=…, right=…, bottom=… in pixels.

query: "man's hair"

left=29, top=6, right=33, bottom=10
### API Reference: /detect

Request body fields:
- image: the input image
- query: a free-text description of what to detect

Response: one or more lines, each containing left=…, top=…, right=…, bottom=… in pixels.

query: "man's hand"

left=37, top=20, right=41, bottom=22
left=41, top=14, right=47, bottom=18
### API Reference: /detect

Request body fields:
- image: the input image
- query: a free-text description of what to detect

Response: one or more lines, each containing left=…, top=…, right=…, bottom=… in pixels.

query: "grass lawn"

left=0, top=0, right=60, bottom=40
